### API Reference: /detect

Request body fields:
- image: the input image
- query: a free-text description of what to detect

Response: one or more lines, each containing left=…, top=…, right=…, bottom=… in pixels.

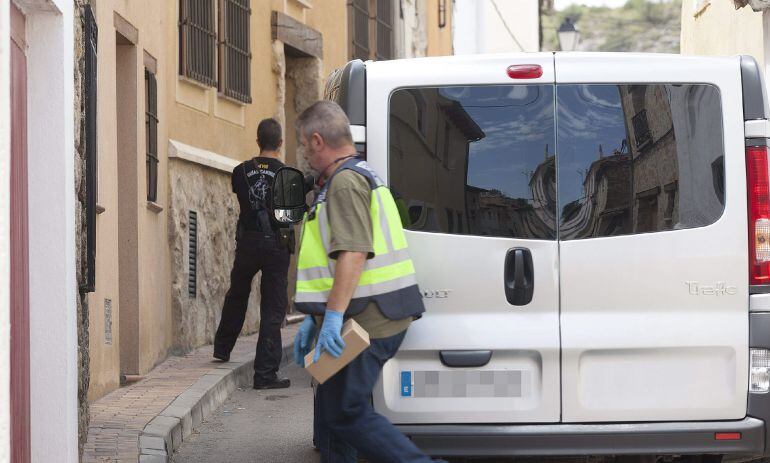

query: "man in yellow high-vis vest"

left=291, top=101, right=441, bottom=463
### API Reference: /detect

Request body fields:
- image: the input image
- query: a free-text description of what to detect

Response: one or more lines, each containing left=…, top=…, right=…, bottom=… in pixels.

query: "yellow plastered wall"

left=167, top=0, right=349, bottom=165
left=306, top=1, right=349, bottom=79
left=88, top=0, right=172, bottom=400
left=680, top=1, right=764, bottom=67
left=87, top=0, right=355, bottom=401
left=427, top=0, right=453, bottom=56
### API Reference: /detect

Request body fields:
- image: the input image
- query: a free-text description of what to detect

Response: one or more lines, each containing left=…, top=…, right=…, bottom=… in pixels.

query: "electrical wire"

left=490, top=0, right=525, bottom=52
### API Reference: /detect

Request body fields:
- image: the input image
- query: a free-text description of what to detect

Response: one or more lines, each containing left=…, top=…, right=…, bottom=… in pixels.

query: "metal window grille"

left=349, top=0, right=370, bottom=61
left=188, top=211, right=198, bottom=298
left=632, top=109, right=652, bottom=149
left=145, top=69, right=159, bottom=202
left=82, top=4, right=98, bottom=293
left=219, top=0, right=251, bottom=103
left=375, top=0, right=393, bottom=60
left=179, top=0, right=217, bottom=87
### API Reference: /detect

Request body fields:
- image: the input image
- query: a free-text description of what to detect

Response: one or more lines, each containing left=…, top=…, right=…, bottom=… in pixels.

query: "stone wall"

left=286, top=55, right=322, bottom=173
left=73, top=0, right=90, bottom=455
left=271, top=39, right=322, bottom=174
left=168, top=157, right=262, bottom=354
left=395, top=0, right=429, bottom=59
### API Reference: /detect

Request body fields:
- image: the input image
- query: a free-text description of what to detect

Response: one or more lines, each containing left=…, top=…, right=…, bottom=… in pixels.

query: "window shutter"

left=349, top=0, right=370, bottom=61
left=83, top=4, right=98, bottom=293
left=375, top=0, right=393, bottom=60
left=145, top=70, right=159, bottom=202
left=219, top=0, right=251, bottom=103
left=179, top=0, right=217, bottom=86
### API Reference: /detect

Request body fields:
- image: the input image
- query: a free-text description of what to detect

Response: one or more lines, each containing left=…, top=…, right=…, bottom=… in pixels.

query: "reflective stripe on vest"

left=294, top=164, right=418, bottom=309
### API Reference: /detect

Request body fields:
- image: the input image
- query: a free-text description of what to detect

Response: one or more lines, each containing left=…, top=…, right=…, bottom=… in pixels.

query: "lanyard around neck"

left=317, top=154, right=360, bottom=187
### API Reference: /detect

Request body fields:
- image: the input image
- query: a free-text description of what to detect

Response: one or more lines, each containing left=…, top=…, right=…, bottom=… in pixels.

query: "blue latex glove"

left=313, top=310, right=346, bottom=362
left=293, top=316, right=316, bottom=367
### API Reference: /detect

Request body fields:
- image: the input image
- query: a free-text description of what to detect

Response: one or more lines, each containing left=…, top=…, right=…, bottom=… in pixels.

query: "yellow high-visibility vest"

left=294, top=158, right=425, bottom=319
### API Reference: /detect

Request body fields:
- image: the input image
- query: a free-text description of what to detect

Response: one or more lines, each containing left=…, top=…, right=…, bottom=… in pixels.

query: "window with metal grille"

left=219, top=0, right=251, bottom=103
left=349, top=0, right=370, bottom=61
left=179, top=0, right=217, bottom=87
left=83, top=4, right=98, bottom=293
left=188, top=211, right=198, bottom=298
left=349, top=0, right=394, bottom=61
left=632, top=109, right=652, bottom=150
left=145, top=69, right=158, bottom=202
left=375, top=0, right=393, bottom=60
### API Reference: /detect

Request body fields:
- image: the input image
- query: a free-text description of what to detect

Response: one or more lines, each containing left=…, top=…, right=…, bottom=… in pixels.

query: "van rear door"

left=368, top=54, right=561, bottom=424
left=555, top=53, right=748, bottom=422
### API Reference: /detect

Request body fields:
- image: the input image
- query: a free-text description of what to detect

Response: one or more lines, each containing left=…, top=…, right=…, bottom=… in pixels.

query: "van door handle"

left=440, top=350, right=492, bottom=368
left=504, top=247, right=534, bottom=306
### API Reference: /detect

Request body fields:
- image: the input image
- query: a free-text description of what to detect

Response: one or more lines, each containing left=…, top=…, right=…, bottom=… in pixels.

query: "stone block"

left=139, top=454, right=168, bottom=463
left=138, top=435, right=166, bottom=452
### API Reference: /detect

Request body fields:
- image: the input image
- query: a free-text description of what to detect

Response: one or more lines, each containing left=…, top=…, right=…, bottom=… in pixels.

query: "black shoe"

left=253, top=377, right=291, bottom=389
left=213, top=351, right=230, bottom=362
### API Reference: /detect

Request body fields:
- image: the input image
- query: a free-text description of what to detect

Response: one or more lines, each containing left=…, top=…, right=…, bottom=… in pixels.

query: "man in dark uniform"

left=214, top=118, right=292, bottom=390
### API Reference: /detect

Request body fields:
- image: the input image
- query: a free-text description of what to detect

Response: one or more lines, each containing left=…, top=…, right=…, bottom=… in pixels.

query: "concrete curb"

left=137, top=340, right=295, bottom=462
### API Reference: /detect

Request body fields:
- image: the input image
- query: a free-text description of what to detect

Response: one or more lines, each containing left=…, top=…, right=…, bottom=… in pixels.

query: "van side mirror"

left=272, top=167, right=311, bottom=224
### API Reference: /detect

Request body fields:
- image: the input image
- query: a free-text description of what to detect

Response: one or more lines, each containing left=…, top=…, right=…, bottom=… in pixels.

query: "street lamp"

left=558, top=17, right=580, bottom=52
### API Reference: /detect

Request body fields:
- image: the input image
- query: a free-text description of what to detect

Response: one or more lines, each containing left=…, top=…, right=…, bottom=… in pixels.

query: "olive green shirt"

left=324, top=169, right=411, bottom=339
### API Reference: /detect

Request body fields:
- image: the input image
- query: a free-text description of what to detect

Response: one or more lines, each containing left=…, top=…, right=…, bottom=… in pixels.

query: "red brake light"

left=507, top=65, right=543, bottom=80
left=715, top=432, right=742, bottom=441
left=747, top=145, right=770, bottom=285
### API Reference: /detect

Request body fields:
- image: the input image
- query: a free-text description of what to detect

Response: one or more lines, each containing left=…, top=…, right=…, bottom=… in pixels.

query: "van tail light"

left=747, top=145, right=770, bottom=285
left=507, top=65, right=543, bottom=79
left=750, top=348, right=770, bottom=392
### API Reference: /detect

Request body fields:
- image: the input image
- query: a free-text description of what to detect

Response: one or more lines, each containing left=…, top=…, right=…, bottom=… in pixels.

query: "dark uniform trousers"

left=214, top=231, right=290, bottom=384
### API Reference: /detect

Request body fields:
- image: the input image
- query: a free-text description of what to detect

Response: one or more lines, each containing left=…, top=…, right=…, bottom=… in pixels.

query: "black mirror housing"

left=272, top=167, right=312, bottom=225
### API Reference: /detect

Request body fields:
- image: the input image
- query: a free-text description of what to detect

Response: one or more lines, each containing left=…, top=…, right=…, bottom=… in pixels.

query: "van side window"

left=557, top=84, right=725, bottom=240
left=389, top=85, right=557, bottom=240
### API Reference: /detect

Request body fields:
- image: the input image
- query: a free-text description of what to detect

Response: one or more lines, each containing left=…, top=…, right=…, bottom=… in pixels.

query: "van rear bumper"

left=398, top=418, right=765, bottom=457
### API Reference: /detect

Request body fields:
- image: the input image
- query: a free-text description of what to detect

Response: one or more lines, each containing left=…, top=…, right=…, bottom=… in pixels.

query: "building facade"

left=453, top=0, right=540, bottom=54
left=73, top=0, right=453, bottom=452
left=681, top=1, right=768, bottom=78
left=4, top=0, right=80, bottom=461
left=1, top=0, right=452, bottom=460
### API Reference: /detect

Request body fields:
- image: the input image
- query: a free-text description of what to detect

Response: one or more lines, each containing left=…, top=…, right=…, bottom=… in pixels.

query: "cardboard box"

left=304, top=319, right=371, bottom=384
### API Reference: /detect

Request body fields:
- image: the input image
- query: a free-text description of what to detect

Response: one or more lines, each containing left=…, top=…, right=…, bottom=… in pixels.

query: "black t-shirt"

left=232, top=156, right=285, bottom=232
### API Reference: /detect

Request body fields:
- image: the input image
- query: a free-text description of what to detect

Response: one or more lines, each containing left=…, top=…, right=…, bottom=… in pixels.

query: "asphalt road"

left=173, top=362, right=319, bottom=463
left=172, top=362, right=715, bottom=463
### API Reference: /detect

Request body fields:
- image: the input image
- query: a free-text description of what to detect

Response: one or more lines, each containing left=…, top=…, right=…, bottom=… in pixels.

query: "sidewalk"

left=82, top=323, right=298, bottom=462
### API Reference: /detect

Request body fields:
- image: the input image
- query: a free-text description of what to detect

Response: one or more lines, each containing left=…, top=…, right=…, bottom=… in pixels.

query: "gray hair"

left=296, top=101, right=353, bottom=148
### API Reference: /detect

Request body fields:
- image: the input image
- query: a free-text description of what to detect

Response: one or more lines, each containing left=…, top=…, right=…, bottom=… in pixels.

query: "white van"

left=322, top=53, right=770, bottom=461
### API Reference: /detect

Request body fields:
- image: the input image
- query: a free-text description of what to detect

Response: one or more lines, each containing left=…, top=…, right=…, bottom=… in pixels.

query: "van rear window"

left=388, top=83, right=725, bottom=240
left=388, top=85, right=558, bottom=240
left=557, top=84, right=725, bottom=239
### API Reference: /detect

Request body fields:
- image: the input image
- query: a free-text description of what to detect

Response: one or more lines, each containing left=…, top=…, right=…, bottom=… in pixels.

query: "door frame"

left=10, top=3, right=31, bottom=461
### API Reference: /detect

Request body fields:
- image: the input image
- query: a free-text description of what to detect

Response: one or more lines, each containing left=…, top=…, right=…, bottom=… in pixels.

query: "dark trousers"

left=316, top=329, right=436, bottom=463
left=214, top=233, right=290, bottom=384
